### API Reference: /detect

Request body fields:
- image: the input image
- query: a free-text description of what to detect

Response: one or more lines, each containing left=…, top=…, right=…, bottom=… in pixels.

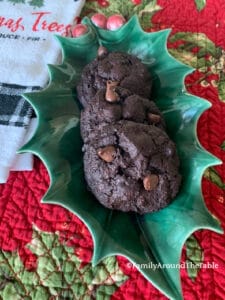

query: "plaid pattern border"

left=0, top=83, right=39, bottom=127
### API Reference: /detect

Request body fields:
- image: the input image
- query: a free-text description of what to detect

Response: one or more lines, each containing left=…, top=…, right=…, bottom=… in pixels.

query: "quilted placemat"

left=0, top=0, right=225, bottom=299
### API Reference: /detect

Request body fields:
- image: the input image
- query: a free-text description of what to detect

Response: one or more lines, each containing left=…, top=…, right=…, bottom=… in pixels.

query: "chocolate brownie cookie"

left=80, top=88, right=166, bottom=144
left=83, top=121, right=181, bottom=214
left=77, top=50, right=152, bottom=108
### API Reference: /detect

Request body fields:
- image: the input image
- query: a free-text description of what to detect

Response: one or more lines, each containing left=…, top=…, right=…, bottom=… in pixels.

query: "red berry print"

left=131, top=0, right=142, bottom=5
left=97, top=0, right=110, bottom=8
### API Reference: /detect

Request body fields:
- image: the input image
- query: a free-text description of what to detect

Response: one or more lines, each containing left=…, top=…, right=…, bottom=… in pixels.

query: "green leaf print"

left=8, top=0, right=25, bottom=4
left=218, top=72, right=225, bottom=102
left=137, top=0, right=161, bottom=28
left=167, top=30, right=225, bottom=101
left=169, top=48, right=198, bottom=69
left=169, top=32, right=222, bottom=68
left=194, top=0, right=206, bottom=11
left=185, top=235, right=204, bottom=281
left=5, top=0, right=44, bottom=7
left=168, top=31, right=225, bottom=93
left=221, top=141, right=225, bottom=151
left=28, top=0, right=44, bottom=8
left=204, top=167, right=225, bottom=189
left=0, top=226, right=128, bottom=299
left=81, top=0, right=161, bottom=29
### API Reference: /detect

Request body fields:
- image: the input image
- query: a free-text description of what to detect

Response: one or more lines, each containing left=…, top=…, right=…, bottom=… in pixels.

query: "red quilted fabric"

left=1, top=0, right=225, bottom=299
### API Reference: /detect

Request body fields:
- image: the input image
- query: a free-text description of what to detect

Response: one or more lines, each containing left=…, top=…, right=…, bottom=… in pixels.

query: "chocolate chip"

left=105, top=80, right=119, bottom=102
left=143, top=174, right=159, bottom=191
left=97, top=145, right=117, bottom=162
left=148, top=113, right=161, bottom=124
left=97, top=46, right=108, bottom=58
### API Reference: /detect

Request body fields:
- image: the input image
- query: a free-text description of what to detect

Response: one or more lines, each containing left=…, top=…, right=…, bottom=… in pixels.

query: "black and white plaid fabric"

left=0, top=83, right=39, bottom=128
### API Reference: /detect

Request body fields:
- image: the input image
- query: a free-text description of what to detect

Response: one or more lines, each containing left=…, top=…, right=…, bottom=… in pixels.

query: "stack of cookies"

left=77, top=47, right=181, bottom=214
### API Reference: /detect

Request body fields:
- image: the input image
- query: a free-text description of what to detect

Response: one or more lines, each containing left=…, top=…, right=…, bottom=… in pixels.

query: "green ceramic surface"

left=21, top=16, right=223, bottom=300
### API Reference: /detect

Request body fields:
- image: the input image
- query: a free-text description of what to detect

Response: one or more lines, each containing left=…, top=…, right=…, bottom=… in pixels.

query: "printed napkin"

left=0, top=83, right=39, bottom=182
left=0, top=0, right=85, bottom=183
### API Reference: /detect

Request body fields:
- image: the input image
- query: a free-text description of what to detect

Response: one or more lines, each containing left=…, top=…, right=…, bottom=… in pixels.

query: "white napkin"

left=0, top=118, right=38, bottom=183
left=0, top=0, right=85, bottom=183
left=11, top=118, right=38, bottom=171
left=0, top=0, right=85, bottom=86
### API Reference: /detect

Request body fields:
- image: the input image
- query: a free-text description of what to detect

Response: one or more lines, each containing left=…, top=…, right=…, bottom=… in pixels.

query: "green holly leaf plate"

left=20, top=16, right=223, bottom=300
